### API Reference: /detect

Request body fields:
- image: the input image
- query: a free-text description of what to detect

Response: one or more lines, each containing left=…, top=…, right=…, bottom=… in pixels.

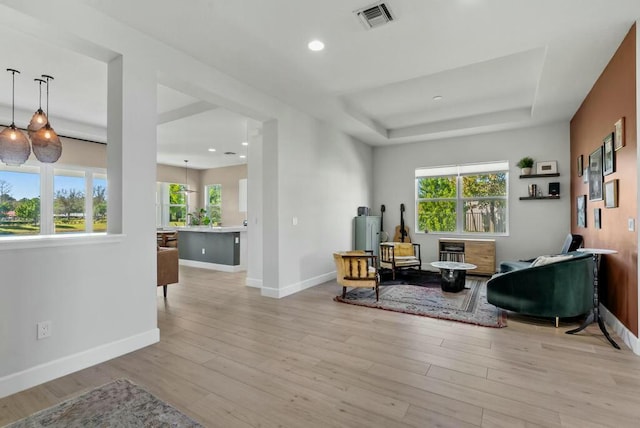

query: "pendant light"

left=31, top=74, right=62, bottom=163
left=0, top=68, right=31, bottom=166
left=27, top=78, right=47, bottom=137
left=183, top=160, right=196, bottom=193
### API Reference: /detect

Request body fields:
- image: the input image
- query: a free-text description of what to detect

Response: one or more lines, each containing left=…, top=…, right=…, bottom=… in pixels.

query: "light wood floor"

left=2, top=266, right=640, bottom=427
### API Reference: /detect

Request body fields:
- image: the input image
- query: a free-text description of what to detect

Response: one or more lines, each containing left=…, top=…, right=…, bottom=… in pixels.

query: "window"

left=0, top=163, right=107, bottom=236
left=54, top=169, right=86, bottom=234
left=93, top=173, right=107, bottom=232
left=156, top=182, right=187, bottom=227
left=416, top=161, right=508, bottom=235
left=0, top=165, right=41, bottom=236
left=205, top=184, right=221, bottom=226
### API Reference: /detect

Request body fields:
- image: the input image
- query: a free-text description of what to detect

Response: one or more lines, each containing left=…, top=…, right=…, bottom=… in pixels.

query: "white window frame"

left=204, top=183, right=222, bottom=226
left=156, top=182, right=188, bottom=227
left=415, top=161, right=509, bottom=236
left=0, top=161, right=107, bottom=237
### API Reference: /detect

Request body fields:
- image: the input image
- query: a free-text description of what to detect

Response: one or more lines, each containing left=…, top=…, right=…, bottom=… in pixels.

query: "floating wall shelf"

left=519, top=196, right=561, bottom=200
left=519, top=173, right=560, bottom=179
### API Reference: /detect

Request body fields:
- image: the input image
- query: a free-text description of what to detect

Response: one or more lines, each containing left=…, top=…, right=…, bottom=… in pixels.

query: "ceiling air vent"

left=355, top=2, right=395, bottom=29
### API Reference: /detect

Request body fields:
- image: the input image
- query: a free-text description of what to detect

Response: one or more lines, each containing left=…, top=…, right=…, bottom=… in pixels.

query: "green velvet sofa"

left=486, top=252, right=594, bottom=326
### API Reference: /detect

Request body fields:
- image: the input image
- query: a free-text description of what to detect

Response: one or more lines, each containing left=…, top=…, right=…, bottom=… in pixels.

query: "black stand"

left=566, top=252, right=620, bottom=349
left=438, top=269, right=466, bottom=293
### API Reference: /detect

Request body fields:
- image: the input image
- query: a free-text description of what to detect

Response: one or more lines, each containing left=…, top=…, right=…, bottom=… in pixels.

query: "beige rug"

left=4, top=379, right=203, bottom=427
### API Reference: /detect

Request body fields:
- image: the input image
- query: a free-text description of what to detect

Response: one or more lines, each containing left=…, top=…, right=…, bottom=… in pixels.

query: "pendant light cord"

left=6, top=68, right=20, bottom=126
left=41, top=74, right=54, bottom=119
left=35, top=78, right=44, bottom=110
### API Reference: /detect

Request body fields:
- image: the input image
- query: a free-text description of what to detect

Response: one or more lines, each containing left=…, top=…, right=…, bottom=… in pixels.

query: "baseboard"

left=245, top=277, right=262, bottom=288
left=0, top=328, right=159, bottom=399
left=179, top=259, right=244, bottom=272
left=600, top=304, right=640, bottom=354
left=261, top=271, right=335, bottom=299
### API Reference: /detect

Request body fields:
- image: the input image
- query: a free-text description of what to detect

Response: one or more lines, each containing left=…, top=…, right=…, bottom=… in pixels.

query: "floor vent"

left=355, top=2, right=395, bottom=29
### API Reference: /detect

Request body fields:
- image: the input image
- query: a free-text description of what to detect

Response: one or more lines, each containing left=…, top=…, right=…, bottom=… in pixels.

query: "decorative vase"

left=521, top=167, right=532, bottom=175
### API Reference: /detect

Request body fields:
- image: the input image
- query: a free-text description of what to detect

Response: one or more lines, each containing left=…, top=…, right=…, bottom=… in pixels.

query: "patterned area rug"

left=5, top=379, right=203, bottom=428
left=335, top=279, right=507, bottom=328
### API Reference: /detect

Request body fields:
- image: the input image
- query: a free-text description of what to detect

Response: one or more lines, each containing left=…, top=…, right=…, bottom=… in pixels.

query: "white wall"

left=261, top=113, right=374, bottom=297
left=0, top=51, right=159, bottom=396
left=246, top=128, right=263, bottom=288
left=373, top=123, right=572, bottom=269
left=0, top=0, right=374, bottom=396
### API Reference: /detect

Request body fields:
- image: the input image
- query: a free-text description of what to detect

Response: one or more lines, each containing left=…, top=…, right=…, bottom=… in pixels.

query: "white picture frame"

left=536, top=160, right=558, bottom=175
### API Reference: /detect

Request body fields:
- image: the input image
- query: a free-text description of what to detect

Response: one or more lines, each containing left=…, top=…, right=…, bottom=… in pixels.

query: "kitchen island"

left=160, top=226, right=247, bottom=272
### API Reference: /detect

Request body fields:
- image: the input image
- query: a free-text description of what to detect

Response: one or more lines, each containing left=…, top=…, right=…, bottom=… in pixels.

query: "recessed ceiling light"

left=239, top=155, right=247, bottom=159
left=242, top=141, right=248, bottom=146
left=308, top=40, right=325, bottom=51
left=208, top=148, right=216, bottom=152
left=433, top=95, right=443, bottom=101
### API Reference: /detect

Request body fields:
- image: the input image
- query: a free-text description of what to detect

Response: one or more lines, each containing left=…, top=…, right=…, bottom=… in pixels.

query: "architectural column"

left=261, top=119, right=279, bottom=296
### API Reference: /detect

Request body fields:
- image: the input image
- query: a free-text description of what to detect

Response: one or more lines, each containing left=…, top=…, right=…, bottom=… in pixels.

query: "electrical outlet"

left=37, top=321, right=52, bottom=340
left=629, top=218, right=635, bottom=232
left=201, top=248, right=206, bottom=254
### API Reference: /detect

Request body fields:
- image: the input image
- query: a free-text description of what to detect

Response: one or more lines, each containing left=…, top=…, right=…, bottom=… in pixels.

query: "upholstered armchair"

left=487, top=252, right=594, bottom=327
left=334, top=251, right=380, bottom=301
left=379, top=242, right=421, bottom=280
left=157, top=246, right=179, bottom=298
left=157, top=231, right=178, bottom=248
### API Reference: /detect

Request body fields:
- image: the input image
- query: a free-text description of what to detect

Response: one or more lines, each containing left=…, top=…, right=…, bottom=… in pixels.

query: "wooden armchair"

left=379, top=242, right=421, bottom=280
left=333, top=251, right=380, bottom=301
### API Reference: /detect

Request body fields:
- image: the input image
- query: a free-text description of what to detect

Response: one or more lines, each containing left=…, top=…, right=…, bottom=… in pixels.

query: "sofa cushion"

left=531, top=254, right=574, bottom=267
left=499, top=260, right=532, bottom=273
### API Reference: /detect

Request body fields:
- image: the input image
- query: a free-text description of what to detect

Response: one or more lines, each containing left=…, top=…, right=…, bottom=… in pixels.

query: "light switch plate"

left=628, top=218, right=635, bottom=231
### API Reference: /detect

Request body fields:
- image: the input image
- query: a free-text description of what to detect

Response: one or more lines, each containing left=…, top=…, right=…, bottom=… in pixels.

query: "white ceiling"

left=1, top=0, right=640, bottom=167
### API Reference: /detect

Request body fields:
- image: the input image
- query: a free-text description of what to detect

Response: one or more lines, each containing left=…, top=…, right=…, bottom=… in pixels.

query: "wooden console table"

left=438, top=238, right=496, bottom=276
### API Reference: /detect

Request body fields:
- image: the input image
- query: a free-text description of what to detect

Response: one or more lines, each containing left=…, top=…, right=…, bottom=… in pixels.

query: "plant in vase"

left=517, top=157, right=534, bottom=175
left=188, top=208, right=210, bottom=226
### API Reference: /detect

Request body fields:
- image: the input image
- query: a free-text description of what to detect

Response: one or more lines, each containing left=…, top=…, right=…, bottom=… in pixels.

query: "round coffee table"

left=430, top=261, right=477, bottom=292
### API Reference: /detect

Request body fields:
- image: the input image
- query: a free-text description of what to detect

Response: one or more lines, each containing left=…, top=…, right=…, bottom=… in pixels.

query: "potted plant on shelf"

left=517, top=156, right=534, bottom=175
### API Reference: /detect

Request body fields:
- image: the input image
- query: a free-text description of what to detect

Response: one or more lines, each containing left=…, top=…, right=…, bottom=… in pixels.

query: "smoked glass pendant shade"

left=31, top=122, right=62, bottom=163
left=0, top=124, right=31, bottom=166
left=27, top=108, right=48, bottom=137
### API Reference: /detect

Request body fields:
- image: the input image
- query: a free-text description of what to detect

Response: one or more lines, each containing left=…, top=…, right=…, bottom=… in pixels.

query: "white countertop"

left=161, top=226, right=247, bottom=233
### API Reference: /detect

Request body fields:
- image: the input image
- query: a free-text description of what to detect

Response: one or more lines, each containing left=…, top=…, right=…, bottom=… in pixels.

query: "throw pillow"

left=530, top=254, right=573, bottom=267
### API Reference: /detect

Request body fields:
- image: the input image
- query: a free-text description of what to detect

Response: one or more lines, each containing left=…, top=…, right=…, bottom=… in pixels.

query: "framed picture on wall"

left=614, top=117, right=625, bottom=151
left=577, top=154, right=583, bottom=177
left=594, top=208, right=601, bottom=229
left=603, top=133, right=615, bottom=176
left=588, top=146, right=603, bottom=201
left=536, top=160, right=558, bottom=175
left=577, top=195, right=586, bottom=228
left=604, top=179, right=619, bottom=208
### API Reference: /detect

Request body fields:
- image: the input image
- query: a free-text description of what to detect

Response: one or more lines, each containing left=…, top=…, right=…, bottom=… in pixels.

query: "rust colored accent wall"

left=570, top=25, right=638, bottom=336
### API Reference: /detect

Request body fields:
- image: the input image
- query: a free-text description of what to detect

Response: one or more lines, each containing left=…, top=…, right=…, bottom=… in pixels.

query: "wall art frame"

left=604, top=179, right=618, bottom=208
left=536, top=160, right=558, bottom=175
left=614, top=117, right=625, bottom=151
left=603, top=133, right=614, bottom=176
left=594, top=208, right=601, bottom=229
left=577, top=195, right=586, bottom=228
left=577, top=154, right=583, bottom=177
left=588, top=146, right=603, bottom=201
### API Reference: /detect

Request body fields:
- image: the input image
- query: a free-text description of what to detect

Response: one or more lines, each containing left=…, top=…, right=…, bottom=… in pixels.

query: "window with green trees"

left=156, top=182, right=187, bottom=227
left=416, top=162, right=508, bottom=235
left=0, top=164, right=107, bottom=236
left=205, top=184, right=222, bottom=226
